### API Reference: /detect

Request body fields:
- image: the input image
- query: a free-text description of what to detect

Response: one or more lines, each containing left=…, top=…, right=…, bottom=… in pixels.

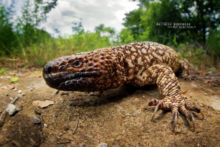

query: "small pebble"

left=98, top=143, right=108, bottom=147
left=32, top=100, right=54, bottom=108
left=18, top=90, right=22, bottom=94
left=112, top=145, right=120, bottom=147
left=78, top=144, right=85, bottom=147
left=6, top=104, right=17, bottom=116
left=32, top=116, right=41, bottom=124
left=44, top=123, right=48, bottom=128
left=54, top=90, right=59, bottom=95
left=64, top=125, right=69, bottom=131
left=61, top=92, right=69, bottom=96
left=34, top=108, right=42, bottom=115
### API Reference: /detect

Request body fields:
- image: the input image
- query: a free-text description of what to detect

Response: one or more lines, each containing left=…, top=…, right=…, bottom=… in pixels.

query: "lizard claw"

left=148, top=96, right=203, bottom=132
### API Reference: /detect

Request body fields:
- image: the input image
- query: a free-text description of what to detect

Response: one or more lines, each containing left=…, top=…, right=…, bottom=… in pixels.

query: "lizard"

left=43, top=41, right=202, bottom=131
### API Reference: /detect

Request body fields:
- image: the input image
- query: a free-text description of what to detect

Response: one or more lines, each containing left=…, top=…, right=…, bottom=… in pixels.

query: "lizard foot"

left=148, top=96, right=203, bottom=132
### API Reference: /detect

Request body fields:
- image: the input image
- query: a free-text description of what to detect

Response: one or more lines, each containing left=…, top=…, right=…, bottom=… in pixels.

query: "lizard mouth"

left=43, top=71, right=101, bottom=91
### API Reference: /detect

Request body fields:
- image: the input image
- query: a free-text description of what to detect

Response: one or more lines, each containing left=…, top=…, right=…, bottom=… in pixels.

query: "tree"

left=95, top=24, right=115, bottom=37
left=0, top=5, right=17, bottom=55
left=16, top=0, right=57, bottom=46
left=122, top=0, right=220, bottom=45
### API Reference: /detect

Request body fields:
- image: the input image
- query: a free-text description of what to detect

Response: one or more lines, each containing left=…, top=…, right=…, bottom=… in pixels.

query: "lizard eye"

left=72, top=60, right=82, bottom=67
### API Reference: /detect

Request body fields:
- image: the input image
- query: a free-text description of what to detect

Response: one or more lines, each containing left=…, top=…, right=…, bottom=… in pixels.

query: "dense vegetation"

left=0, top=0, right=219, bottom=67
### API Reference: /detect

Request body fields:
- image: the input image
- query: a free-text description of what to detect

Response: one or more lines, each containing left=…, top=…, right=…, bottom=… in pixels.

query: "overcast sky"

left=1, top=0, right=139, bottom=37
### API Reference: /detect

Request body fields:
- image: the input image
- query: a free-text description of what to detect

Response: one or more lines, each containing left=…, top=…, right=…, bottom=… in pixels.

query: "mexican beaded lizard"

left=43, top=42, right=202, bottom=131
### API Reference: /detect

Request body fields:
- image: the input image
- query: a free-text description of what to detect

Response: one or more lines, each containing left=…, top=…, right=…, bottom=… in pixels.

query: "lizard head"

left=43, top=51, right=121, bottom=91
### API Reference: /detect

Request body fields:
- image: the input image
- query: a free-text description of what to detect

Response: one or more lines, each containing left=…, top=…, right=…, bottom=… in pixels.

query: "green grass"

left=175, top=43, right=207, bottom=68
left=0, top=67, right=8, bottom=75
left=10, top=76, right=19, bottom=83
left=20, top=31, right=112, bottom=66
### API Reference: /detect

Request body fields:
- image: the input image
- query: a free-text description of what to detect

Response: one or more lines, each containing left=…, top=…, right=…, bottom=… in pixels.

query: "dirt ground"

left=0, top=68, right=220, bottom=147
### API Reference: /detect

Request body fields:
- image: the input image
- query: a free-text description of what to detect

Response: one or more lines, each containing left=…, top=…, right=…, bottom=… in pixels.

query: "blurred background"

left=0, top=0, right=219, bottom=69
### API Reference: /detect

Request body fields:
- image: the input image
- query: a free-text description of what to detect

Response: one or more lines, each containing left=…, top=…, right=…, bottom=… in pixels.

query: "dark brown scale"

left=93, top=63, right=99, bottom=68
left=59, top=65, right=66, bottom=71
left=68, top=59, right=74, bottom=63
left=88, top=62, right=93, bottom=66
left=80, top=68, right=85, bottom=72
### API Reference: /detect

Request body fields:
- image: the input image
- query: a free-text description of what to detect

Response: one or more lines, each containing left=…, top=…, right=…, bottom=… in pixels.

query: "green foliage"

left=207, top=30, right=220, bottom=56
left=95, top=24, right=115, bottom=35
left=0, top=5, right=17, bottom=56
left=10, top=76, right=19, bottom=83
left=0, top=67, right=8, bottom=75
left=23, top=31, right=112, bottom=66
left=70, top=31, right=112, bottom=53
left=122, top=0, right=220, bottom=45
left=15, top=0, right=55, bottom=48
left=123, top=8, right=143, bottom=40
left=119, top=29, right=135, bottom=43
left=209, top=67, right=216, bottom=72
left=177, top=43, right=206, bottom=67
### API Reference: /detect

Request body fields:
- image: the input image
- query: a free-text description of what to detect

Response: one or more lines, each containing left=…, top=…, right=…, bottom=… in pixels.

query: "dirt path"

left=0, top=68, right=220, bottom=147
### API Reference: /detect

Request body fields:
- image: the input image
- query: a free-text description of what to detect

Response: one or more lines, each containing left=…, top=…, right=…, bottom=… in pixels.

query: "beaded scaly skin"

left=43, top=42, right=202, bottom=131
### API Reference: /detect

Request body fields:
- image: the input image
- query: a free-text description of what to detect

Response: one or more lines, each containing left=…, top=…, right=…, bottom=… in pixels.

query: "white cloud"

left=2, top=0, right=139, bottom=37
left=43, top=0, right=138, bottom=37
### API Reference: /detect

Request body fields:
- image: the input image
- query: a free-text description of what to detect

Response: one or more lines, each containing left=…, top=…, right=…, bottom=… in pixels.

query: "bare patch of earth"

left=0, top=68, right=220, bottom=147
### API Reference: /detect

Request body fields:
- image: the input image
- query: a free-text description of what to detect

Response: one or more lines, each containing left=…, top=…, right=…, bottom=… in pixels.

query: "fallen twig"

left=72, top=119, right=79, bottom=134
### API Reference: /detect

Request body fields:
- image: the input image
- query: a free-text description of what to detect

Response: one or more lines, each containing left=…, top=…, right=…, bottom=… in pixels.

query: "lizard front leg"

left=146, top=64, right=202, bottom=132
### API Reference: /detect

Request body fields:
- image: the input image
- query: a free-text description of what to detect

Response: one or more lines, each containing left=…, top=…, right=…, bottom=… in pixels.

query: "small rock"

left=9, top=85, right=14, bottom=89
left=5, top=104, right=17, bottom=116
left=44, top=123, right=48, bottom=128
left=2, top=86, right=7, bottom=89
left=78, top=144, right=85, bottom=147
left=32, top=116, right=41, bottom=124
left=112, top=145, right=120, bottom=147
left=34, top=108, right=42, bottom=115
left=32, top=100, right=54, bottom=108
left=61, top=92, right=69, bottom=96
left=54, top=90, right=59, bottom=95
left=64, top=125, right=69, bottom=131
left=57, top=138, right=71, bottom=144
left=97, top=143, right=108, bottom=147
left=18, top=90, right=22, bottom=94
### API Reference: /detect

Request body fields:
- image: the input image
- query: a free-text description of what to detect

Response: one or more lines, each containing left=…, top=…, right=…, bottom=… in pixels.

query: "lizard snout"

left=43, top=62, right=58, bottom=75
